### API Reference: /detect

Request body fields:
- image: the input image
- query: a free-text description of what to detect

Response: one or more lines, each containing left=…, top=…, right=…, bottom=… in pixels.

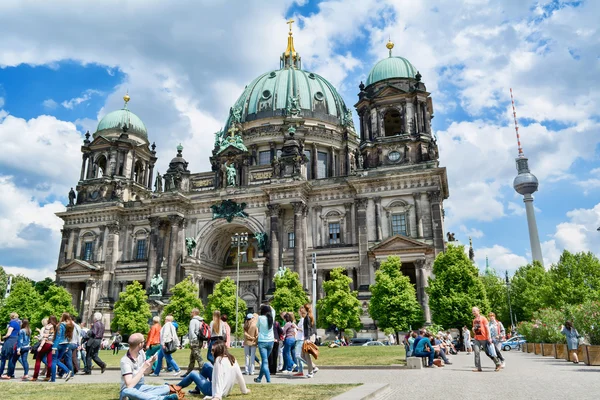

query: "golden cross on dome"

left=287, top=18, right=295, bottom=33
left=228, top=125, right=238, bottom=138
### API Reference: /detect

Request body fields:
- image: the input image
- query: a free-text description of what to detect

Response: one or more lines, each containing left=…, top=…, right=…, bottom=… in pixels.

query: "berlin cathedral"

left=55, top=23, right=449, bottom=331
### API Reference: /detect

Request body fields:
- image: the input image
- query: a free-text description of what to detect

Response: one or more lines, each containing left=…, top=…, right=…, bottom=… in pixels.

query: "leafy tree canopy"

left=428, top=244, right=489, bottom=329
left=548, top=250, right=600, bottom=308
left=369, top=256, right=423, bottom=333
left=205, top=277, right=246, bottom=337
left=0, top=279, right=42, bottom=330
left=112, top=281, right=152, bottom=336
left=162, top=277, right=204, bottom=337
left=0, top=266, right=7, bottom=308
left=34, top=277, right=56, bottom=296
left=480, top=267, right=509, bottom=327
left=510, top=261, right=552, bottom=322
left=271, top=269, right=309, bottom=322
left=317, top=267, right=361, bottom=331
left=31, top=285, right=78, bottom=329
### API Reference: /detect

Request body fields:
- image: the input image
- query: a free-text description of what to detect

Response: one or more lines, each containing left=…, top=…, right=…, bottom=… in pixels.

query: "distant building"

left=55, top=26, right=448, bottom=329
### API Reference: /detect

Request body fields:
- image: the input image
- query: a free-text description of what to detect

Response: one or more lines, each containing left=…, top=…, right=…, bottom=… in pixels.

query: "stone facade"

left=55, top=39, right=449, bottom=331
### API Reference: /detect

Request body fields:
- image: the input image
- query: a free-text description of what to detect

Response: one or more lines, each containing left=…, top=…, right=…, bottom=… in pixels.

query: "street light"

left=232, top=232, right=248, bottom=347
left=505, top=270, right=516, bottom=332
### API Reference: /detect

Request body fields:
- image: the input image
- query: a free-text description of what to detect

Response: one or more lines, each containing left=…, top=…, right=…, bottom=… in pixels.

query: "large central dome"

left=225, top=23, right=352, bottom=130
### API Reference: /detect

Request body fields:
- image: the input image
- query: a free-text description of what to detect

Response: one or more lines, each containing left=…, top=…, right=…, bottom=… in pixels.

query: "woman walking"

left=243, top=313, right=258, bottom=375
left=0, top=312, right=20, bottom=379
left=52, top=313, right=75, bottom=382
left=293, top=307, right=307, bottom=377
left=254, top=305, right=274, bottom=383
left=281, top=313, right=296, bottom=374
left=31, top=315, right=57, bottom=381
left=221, top=314, right=231, bottom=348
left=301, top=304, right=318, bottom=378
left=15, top=319, right=31, bottom=379
left=561, top=321, right=580, bottom=364
left=152, top=315, right=181, bottom=376
left=207, top=310, right=226, bottom=364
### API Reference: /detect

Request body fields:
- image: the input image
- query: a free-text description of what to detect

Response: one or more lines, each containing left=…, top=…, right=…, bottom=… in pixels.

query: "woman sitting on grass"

left=174, top=341, right=250, bottom=399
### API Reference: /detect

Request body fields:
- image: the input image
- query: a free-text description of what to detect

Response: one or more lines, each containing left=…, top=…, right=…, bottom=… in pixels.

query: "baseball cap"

left=246, top=313, right=253, bottom=320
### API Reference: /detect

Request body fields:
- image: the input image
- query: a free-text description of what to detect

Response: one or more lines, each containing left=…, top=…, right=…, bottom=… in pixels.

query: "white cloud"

left=474, top=244, right=529, bottom=273
left=507, top=201, right=525, bottom=216
left=0, top=97, right=4, bottom=108
left=42, top=98, right=58, bottom=109
left=3, top=265, right=55, bottom=281
left=459, top=225, right=484, bottom=239
left=61, top=89, right=102, bottom=109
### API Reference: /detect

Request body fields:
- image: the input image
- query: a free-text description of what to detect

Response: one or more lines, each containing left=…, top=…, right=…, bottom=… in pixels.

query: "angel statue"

left=185, top=237, right=197, bottom=257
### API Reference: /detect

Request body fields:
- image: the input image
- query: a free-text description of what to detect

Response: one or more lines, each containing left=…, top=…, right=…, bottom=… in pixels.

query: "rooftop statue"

left=150, top=273, right=164, bottom=297
left=68, top=188, right=76, bottom=206
left=225, top=162, right=237, bottom=187
left=154, top=172, right=163, bottom=193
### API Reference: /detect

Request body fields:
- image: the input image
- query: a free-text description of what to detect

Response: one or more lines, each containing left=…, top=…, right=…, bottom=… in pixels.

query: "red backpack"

left=197, top=321, right=211, bottom=341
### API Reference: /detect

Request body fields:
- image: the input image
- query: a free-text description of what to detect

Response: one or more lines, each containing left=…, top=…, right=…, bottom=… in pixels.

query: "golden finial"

left=123, top=91, right=130, bottom=107
left=287, top=18, right=295, bottom=34
left=284, top=17, right=297, bottom=62
left=386, top=37, right=394, bottom=57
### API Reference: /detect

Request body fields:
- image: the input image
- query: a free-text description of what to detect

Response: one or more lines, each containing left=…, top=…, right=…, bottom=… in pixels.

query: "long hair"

left=21, top=319, right=31, bottom=336
left=283, top=313, right=293, bottom=323
left=48, top=315, right=58, bottom=330
left=213, top=310, right=222, bottom=335
left=260, top=305, right=273, bottom=329
left=303, top=303, right=314, bottom=326
left=565, top=320, right=573, bottom=330
left=61, top=313, right=74, bottom=340
left=212, top=340, right=236, bottom=366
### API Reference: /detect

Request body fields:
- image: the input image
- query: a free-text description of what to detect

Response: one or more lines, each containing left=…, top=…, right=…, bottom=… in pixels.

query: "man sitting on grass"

left=120, top=333, right=180, bottom=400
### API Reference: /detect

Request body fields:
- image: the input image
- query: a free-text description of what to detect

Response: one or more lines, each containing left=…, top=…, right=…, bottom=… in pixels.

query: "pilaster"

left=267, top=204, right=281, bottom=290
left=344, top=203, right=353, bottom=245
left=355, top=198, right=370, bottom=286
left=146, top=217, right=161, bottom=290
left=428, top=191, right=444, bottom=253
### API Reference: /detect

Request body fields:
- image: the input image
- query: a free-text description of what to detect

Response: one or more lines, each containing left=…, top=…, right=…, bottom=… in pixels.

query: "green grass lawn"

left=98, top=345, right=406, bottom=368
left=0, top=382, right=357, bottom=400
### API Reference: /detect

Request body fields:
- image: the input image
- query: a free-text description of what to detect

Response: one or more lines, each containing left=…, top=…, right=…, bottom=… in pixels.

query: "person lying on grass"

left=171, top=340, right=250, bottom=399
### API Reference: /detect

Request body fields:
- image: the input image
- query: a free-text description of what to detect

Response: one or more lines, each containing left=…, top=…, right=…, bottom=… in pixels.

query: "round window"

left=262, top=90, right=272, bottom=100
left=269, top=71, right=276, bottom=78
left=308, top=73, right=316, bottom=79
left=314, top=91, right=324, bottom=101
left=388, top=151, right=401, bottom=162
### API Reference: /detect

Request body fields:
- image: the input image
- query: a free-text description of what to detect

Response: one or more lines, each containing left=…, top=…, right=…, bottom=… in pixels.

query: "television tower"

left=510, top=89, right=543, bottom=266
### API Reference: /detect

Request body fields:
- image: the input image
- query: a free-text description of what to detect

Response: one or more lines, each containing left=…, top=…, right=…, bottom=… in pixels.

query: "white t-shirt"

left=212, top=357, right=249, bottom=398
left=295, top=317, right=305, bottom=341
left=120, top=350, right=146, bottom=392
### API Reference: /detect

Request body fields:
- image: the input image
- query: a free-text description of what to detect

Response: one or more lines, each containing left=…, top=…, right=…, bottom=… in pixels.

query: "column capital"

left=149, top=216, right=161, bottom=228
left=292, top=201, right=306, bottom=215
left=413, top=192, right=423, bottom=200
left=314, top=205, right=322, bottom=213
left=343, top=202, right=353, bottom=211
left=355, top=198, right=368, bottom=210
left=414, top=258, right=426, bottom=269
left=168, top=215, right=184, bottom=227
left=267, top=204, right=281, bottom=217
left=373, top=196, right=382, bottom=204
left=427, top=191, right=441, bottom=204
left=107, top=223, right=120, bottom=234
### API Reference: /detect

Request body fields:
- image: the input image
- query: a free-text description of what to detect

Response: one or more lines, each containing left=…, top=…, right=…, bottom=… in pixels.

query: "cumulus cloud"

left=474, top=244, right=529, bottom=274
left=61, top=89, right=102, bottom=109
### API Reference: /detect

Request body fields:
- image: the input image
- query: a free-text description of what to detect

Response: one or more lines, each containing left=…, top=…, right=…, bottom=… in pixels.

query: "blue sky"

left=0, top=0, right=599, bottom=280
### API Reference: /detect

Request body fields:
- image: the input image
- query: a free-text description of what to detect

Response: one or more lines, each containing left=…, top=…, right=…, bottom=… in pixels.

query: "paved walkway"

left=3, top=350, right=599, bottom=399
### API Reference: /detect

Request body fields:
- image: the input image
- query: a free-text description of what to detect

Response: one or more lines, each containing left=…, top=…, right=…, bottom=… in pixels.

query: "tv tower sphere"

left=513, top=156, right=539, bottom=195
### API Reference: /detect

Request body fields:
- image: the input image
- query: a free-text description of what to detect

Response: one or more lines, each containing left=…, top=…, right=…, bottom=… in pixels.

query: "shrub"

left=570, top=301, right=600, bottom=345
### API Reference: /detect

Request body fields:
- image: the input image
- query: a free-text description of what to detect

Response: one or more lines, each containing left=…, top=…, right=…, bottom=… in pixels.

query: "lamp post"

left=232, top=232, right=248, bottom=347
left=505, top=270, right=515, bottom=332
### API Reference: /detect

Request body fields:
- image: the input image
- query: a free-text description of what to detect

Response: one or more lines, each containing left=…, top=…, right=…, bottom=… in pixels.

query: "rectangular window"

left=288, top=232, right=295, bottom=249
left=304, top=150, right=311, bottom=179
left=328, top=222, right=341, bottom=245
left=317, top=152, right=328, bottom=179
left=136, top=239, right=147, bottom=260
left=391, top=214, right=407, bottom=236
left=258, top=151, right=271, bottom=165
left=83, top=242, right=93, bottom=261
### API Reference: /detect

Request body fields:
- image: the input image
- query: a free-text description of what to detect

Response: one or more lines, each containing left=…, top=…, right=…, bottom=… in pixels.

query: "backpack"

left=196, top=321, right=210, bottom=342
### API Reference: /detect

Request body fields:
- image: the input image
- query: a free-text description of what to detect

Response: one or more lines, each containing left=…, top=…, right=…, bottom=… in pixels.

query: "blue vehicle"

left=501, top=335, right=526, bottom=351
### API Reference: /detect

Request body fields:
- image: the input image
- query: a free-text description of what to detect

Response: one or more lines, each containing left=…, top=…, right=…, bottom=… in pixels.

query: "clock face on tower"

left=388, top=151, right=401, bottom=162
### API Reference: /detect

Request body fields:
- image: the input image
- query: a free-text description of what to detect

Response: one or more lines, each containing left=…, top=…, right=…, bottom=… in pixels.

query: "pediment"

left=57, top=259, right=103, bottom=274
left=88, top=136, right=112, bottom=147
left=373, top=85, right=407, bottom=98
left=217, top=144, right=247, bottom=156
left=369, top=235, right=433, bottom=254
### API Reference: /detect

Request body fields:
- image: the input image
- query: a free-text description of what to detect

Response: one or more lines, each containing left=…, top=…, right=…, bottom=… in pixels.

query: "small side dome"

left=95, top=94, right=148, bottom=139
left=366, top=56, right=418, bottom=86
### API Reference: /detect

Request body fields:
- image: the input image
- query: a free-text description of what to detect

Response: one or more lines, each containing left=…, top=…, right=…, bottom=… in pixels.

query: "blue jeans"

left=294, top=340, right=305, bottom=373
left=206, top=338, right=221, bottom=364
left=51, top=343, right=73, bottom=381
left=13, top=348, right=30, bottom=376
left=176, top=362, right=213, bottom=396
left=0, top=336, right=17, bottom=377
left=283, top=338, right=295, bottom=371
left=120, top=383, right=170, bottom=400
left=414, top=350, right=434, bottom=367
left=153, top=348, right=180, bottom=375
left=257, top=341, right=273, bottom=383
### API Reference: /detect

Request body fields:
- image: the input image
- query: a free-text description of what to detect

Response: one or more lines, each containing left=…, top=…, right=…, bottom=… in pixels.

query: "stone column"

left=146, top=217, right=161, bottom=290
left=315, top=206, right=323, bottom=247
left=412, top=193, right=423, bottom=238
left=103, top=223, right=120, bottom=297
left=355, top=198, right=370, bottom=286
left=80, top=155, right=87, bottom=181
left=71, top=228, right=80, bottom=260
left=414, top=258, right=431, bottom=324
left=167, top=215, right=184, bottom=291
left=147, top=164, right=155, bottom=189
left=359, top=113, right=364, bottom=142
left=301, top=205, right=308, bottom=289
left=311, top=144, right=318, bottom=179
left=292, top=202, right=305, bottom=287
left=374, top=197, right=383, bottom=241
left=267, top=204, right=280, bottom=290
left=329, top=146, right=335, bottom=178
left=344, top=203, right=353, bottom=245
left=58, top=228, right=71, bottom=267
left=428, top=191, right=444, bottom=253
left=86, top=156, right=94, bottom=179
left=317, top=269, right=324, bottom=300
left=130, top=152, right=136, bottom=180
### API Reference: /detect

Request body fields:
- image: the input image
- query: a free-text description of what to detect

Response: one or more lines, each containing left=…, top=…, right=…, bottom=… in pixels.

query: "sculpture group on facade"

left=254, top=232, right=268, bottom=252
left=149, top=273, right=164, bottom=296
left=185, top=237, right=197, bottom=257
left=210, top=199, right=249, bottom=223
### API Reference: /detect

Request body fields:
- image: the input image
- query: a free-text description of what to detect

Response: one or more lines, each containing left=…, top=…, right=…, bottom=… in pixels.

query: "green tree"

left=34, top=277, right=56, bottom=296
left=510, top=261, right=552, bottom=322
left=32, top=285, right=78, bottom=329
left=0, top=279, right=42, bottom=329
left=271, top=268, right=309, bottom=322
left=317, top=267, right=362, bottom=331
left=548, top=251, right=600, bottom=308
left=112, top=281, right=152, bottom=336
left=162, top=277, right=204, bottom=337
left=204, top=277, right=246, bottom=339
left=0, top=266, right=8, bottom=308
left=427, top=244, right=489, bottom=329
left=369, top=256, right=423, bottom=338
left=480, top=268, right=509, bottom=327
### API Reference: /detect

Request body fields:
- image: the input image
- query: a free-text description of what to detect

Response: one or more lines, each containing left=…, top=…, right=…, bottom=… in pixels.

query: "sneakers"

left=180, top=373, right=188, bottom=378
left=189, top=389, right=201, bottom=395
left=306, top=373, right=314, bottom=378
left=149, top=373, right=160, bottom=377
left=64, top=371, right=73, bottom=382
left=495, top=365, right=501, bottom=372
left=293, top=372, right=304, bottom=377
left=253, top=377, right=261, bottom=383
left=172, top=370, right=181, bottom=376
left=100, top=365, right=106, bottom=374
left=313, top=367, right=319, bottom=374
left=501, top=361, right=506, bottom=368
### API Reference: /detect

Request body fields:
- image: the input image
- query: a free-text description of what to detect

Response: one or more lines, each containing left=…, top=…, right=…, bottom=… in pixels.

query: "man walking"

left=463, top=326, right=472, bottom=354
left=488, top=312, right=506, bottom=368
left=84, top=312, right=107, bottom=375
left=183, top=308, right=205, bottom=377
left=471, top=307, right=501, bottom=372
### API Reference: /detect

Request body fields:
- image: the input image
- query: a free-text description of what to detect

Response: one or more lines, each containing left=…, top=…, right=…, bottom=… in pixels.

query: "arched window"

left=134, top=160, right=145, bottom=184
left=96, top=155, right=107, bottom=177
left=383, top=109, right=404, bottom=137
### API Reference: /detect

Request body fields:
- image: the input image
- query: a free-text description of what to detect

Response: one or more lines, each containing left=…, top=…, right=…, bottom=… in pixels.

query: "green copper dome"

left=366, top=56, right=418, bottom=86
left=95, top=105, right=147, bottom=139
left=226, top=68, right=352, bottom=128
